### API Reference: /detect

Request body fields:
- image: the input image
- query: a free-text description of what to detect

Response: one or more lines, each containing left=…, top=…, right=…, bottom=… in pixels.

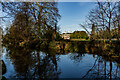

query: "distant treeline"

left=70, top=31, right=89, bottom=39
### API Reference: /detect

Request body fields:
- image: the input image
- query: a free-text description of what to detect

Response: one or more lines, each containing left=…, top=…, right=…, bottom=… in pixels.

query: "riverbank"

left=1, top=60, right=6, bottom=75
left=52, top=40, right=120, bottom=63
left=3, top=39, right=120, bottom=63
left=70, top=39, right=120, bottom=42
left=1, top=60, right=7, bottom=80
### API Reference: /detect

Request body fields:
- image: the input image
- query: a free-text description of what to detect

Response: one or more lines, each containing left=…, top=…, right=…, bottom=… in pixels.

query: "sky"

left=1, top=2, right=97, bottom=33
left=57, top=2, right=97, bottom=33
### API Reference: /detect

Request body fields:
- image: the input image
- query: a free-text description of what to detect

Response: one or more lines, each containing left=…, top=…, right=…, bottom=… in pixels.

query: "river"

left=1, top=42, right=120, bottom=79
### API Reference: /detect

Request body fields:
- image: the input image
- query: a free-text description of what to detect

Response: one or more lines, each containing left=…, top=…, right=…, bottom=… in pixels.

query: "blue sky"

left=58, top=2, right=96, bottom=33
left=1, top=2, right=97, bottom=33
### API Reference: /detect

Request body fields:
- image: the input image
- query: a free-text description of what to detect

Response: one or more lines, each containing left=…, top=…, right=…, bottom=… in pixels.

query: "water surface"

left=1, top=46, right=120, bottom=79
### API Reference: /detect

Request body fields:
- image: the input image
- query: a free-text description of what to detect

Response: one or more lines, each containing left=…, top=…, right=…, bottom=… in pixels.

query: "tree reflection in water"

left=3, top=41, right=120, bottom=79
left=81, top=56, right=120, bottom=79
left=64, top=41, right=120, bottom=79
left=7, top=47, right=61, bottom=79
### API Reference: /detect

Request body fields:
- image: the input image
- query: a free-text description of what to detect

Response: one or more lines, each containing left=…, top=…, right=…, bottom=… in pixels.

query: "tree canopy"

left=70, top=31, right=89, bottom=39
left=2, top=2, right=61, bottom=47
left=81, top=1, right=120, bottom=41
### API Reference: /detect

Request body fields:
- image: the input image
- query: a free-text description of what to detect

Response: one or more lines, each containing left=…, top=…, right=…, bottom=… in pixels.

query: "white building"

left=60, top=31, right=72, bottom=39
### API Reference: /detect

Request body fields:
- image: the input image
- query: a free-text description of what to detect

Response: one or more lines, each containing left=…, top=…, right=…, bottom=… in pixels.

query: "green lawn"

left=70, top=39, right=90, bottom=41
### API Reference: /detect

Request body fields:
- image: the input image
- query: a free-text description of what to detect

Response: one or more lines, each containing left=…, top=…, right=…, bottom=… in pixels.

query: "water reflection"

left=3, top=47, right=60, bottom=79
left=2, top=41, right=120, bottom=79
left=81, top=56, right=120, bottom=79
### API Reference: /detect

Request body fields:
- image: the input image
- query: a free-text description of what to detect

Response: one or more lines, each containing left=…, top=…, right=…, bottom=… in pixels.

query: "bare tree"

left=86, top=0, right=119, bottom=42
left=2, top=2, right=61, bottom=40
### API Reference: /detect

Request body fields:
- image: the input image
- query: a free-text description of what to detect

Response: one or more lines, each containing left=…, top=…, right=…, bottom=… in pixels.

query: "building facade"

left=60, top=32, right=72, bottom=39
